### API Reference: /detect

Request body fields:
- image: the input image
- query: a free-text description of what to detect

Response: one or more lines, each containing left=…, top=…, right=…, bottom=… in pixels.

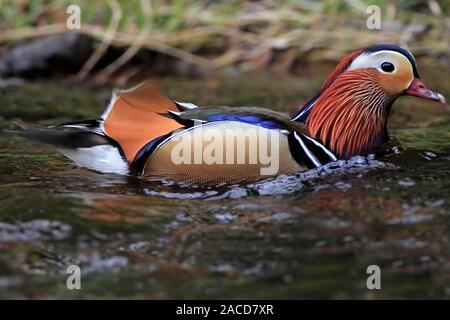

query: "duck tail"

left=4, top=121, right=129, bottom=174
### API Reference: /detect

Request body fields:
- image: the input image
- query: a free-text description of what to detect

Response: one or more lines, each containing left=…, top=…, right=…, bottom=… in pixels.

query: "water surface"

left=0, top=68, right=449, bottom=299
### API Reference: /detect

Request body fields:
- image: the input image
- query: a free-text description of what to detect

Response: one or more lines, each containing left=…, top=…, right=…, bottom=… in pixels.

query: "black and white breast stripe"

left=288, top=132, right=337, bottom=169
left=292, top=91, right=320, bottom=122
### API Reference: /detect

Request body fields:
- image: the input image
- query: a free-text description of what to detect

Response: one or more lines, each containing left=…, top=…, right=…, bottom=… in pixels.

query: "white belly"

left=57, top=145, right=129, bottom=175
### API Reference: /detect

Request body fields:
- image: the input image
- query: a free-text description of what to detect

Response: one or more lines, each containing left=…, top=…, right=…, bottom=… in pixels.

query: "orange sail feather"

left=102, top=81, right=183, bottom=162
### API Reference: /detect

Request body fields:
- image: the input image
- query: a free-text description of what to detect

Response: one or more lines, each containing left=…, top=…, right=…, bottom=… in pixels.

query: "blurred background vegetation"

left=0, top=0, right=449, bottom=83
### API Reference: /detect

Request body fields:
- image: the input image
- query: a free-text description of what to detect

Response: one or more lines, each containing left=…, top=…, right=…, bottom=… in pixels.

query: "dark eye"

left=381, top=62, right=395, bottom=72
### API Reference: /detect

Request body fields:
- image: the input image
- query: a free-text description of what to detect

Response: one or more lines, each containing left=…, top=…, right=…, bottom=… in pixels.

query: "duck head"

left=296, top=44, right=446, bottom=160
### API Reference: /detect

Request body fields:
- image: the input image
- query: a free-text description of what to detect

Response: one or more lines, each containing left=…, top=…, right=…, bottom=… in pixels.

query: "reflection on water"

left=0, top=69, right=449, bottom=299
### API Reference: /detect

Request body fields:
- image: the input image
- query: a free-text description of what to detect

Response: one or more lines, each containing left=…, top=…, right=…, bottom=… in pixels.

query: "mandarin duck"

left=7, top=44, right=445, bottom=184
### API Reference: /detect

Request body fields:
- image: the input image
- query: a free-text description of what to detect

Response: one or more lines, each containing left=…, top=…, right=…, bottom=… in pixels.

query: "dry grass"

left=0, top=0, right=448, bottom=80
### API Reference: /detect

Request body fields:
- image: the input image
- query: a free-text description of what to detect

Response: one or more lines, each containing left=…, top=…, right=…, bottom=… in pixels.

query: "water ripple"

left=142, top=155, right=395, bottom=199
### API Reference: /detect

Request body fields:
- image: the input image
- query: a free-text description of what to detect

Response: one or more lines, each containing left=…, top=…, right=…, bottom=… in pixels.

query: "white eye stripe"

left=346, top=50, right=410, bottom=74
left=346, top=50, right=415, bottom=89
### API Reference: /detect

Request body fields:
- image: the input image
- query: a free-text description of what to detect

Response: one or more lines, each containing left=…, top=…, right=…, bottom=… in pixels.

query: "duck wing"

left=159, top=105, right=337, bottom=169
left=165, top=106, right=311, bottom=136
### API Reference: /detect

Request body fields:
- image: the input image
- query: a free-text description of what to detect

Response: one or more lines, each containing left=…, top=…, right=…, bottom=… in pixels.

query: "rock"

left=0, top=32, right=93, bottom=78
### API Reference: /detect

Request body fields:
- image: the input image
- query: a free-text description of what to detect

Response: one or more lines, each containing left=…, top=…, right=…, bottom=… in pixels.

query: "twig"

left=74, top=0, right=122, bottom=82
left=93, top=0, right=153, bottom=83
